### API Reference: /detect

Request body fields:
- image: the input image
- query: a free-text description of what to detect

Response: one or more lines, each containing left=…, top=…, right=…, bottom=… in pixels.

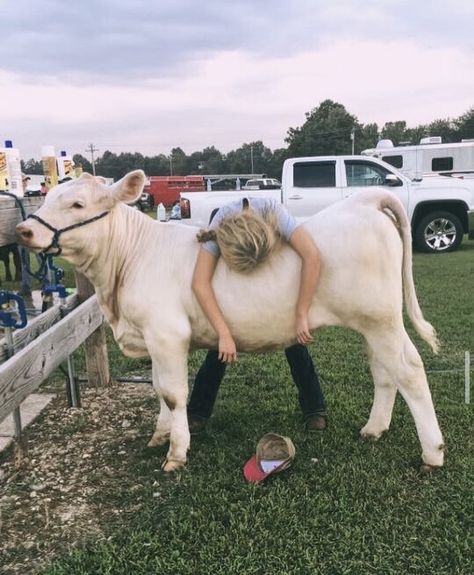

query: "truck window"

left=382, top=155, right=403, bottom=169
left=293, top=161, right=336, bottom=187
left=432, top=157, right=453, bottom=171
left=345, top=161, right=391, bottom=187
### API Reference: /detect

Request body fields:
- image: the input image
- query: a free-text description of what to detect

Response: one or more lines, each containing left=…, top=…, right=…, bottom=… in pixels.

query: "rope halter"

left=26, top=210, right=110, bottom=256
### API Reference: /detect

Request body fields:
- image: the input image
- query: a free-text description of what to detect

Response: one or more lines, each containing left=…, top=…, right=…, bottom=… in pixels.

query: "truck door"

left=342, top=159, right=409, bottom=209
left=284, top=160, right=343, bottom=220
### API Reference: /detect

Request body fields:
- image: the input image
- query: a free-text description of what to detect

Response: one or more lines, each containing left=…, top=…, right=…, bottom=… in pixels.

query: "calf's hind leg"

left=360, top=343, right=398, bottom=440
left=363, top=327, right=444, bottom=468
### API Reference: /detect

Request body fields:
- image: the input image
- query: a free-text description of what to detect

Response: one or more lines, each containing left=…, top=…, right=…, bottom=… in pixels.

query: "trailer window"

left=293, top=162, right=336, bottom=187
left=432, top=157, right=453, bottom=171
left=382, top=155, right=403, bottom=169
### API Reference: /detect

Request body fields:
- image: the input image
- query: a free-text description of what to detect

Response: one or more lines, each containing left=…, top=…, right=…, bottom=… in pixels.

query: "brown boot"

left=188, top=415, right=207, bottom=435
left=305, top=414, right=327, bottom=432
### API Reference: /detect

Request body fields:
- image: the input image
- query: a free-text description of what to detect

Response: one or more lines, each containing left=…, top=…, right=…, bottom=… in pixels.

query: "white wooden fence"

left=0, top=196, right=110, bottom=430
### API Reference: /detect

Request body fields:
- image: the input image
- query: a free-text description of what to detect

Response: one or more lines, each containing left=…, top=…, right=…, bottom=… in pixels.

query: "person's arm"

left=288, top=226, right=321, bottom=344
left=192, top=248, right=237, bottom=363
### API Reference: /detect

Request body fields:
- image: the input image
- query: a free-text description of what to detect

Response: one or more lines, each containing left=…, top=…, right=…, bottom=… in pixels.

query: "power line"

left=86, top=143, right=99, bottom=176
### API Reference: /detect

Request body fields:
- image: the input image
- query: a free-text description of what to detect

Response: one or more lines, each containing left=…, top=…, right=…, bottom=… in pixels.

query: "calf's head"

left=16, top=170, right=146, bottom=257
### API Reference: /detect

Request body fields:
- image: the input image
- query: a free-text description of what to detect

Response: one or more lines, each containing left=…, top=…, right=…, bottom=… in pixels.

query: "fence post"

left=74, top=271, right=111, bottom=387
left=465, top=351, right=471, bottom=405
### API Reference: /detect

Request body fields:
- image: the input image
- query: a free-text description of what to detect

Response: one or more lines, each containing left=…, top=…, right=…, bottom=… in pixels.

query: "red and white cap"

left=243, top=433, right=296, bottom=483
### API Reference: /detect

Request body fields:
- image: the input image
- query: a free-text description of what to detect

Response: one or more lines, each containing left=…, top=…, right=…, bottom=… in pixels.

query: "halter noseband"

left=27, top=210, right=110, bottom=256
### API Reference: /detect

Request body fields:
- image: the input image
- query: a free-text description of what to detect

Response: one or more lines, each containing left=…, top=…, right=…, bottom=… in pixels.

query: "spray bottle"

left=74, top=163, right=83, bottom=178
left=57, top=150, right=75, bottom=181
left=41, top=145, right=58, bottom=190
left=4, top=140, right=23, bottom=197
left=0, top=146, right=7, bottom=191
left=157, top=202, right=167, bottom=221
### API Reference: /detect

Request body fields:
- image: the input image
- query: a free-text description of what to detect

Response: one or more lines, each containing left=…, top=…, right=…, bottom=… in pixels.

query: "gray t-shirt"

left=202, top=197, right=299, bottom=257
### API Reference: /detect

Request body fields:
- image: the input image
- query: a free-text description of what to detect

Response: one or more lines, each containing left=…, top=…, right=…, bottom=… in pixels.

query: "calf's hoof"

left=161, top=457, right=186, bottom=472
left=359, top=426, right=387, bottom=442
left=421, top=444, right=444, bottom=472
left=419, top=463, right=443, bottom=475
left=147, top=432, right=170, bottom=448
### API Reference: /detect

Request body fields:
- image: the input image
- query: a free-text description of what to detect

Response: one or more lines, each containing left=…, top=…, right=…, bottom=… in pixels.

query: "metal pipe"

left=4, top=327, right=22, bottom=437
left=60, top=298, right=81, bottom=408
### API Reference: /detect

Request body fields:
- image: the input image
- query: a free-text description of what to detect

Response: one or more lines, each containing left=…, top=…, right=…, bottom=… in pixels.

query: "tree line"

left=21, top=100, right=474, bottom=182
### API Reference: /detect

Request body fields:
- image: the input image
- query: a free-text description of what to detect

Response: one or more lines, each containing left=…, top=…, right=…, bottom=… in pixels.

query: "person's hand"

left=296, top=314, right=313, bottom=345
left=218, top=333, right=237, bottom=363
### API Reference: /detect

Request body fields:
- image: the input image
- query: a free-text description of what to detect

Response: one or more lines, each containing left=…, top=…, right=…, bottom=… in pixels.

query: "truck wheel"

left=414, top=211, right=463, bottom=253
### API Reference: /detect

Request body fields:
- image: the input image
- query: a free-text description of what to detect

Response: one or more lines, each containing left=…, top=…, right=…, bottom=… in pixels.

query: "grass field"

left=4, top=240, right=474, bottom=574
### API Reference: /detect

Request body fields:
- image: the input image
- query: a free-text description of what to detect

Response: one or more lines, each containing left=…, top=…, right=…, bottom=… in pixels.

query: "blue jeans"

left=187, top=344, right=326, bottom=420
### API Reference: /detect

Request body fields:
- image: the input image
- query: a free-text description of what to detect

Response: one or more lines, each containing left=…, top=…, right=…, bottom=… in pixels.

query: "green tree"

left=425, top=119, right=456, bottom=143
left=72, top=154, right=93, bottom=175
left=21, top=158, right=43, bottom=175
left=95, top=151, right=121, bottom=179
left=225, top=141, right=276, bottom=176
left=144, top=154, right=170, bottom=176
left=380, top=121, right=409, bottom=145
left=404, top=125, right=428, bottom=146
left=354, top=123, right=379, bottom=153
left=455, top=107, right=474, bottom=140
left=286, top=99, right=358, bottom=156
left=169, top=147, right=189, bottom=175
left=189, top=146, right=226, bottom=175
left=97, top=151, right=147, bottom=180
left=266, top=147, right=289, bottom=179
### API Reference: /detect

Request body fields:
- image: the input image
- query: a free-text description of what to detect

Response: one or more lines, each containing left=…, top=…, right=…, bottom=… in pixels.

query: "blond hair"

left=197, top=208, right=282, bottom=273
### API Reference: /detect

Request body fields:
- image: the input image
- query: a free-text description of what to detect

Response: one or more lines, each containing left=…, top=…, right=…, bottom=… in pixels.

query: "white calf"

left=16, top=171, right=444, bottom=472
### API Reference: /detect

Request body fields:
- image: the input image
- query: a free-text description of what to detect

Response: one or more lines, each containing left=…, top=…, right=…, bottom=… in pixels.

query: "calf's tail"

left=378, top=192, right=440, bottom=354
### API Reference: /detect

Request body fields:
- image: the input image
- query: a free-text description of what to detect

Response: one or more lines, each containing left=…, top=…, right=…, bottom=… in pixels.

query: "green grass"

left=14, top=241, right=474, bottom=574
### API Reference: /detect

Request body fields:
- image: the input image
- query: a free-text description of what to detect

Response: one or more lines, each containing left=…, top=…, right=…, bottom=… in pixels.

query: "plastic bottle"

left=4, top=140, right=23, bottom=197
left=57, top=150, right=75, bottom=181
left=74, top=162, right=83, bottom=178
left=41, top=145, right=58, bottom=190
left=157, top=202, right=167, bottom=221
left=0, top=148, right=7, bottom=191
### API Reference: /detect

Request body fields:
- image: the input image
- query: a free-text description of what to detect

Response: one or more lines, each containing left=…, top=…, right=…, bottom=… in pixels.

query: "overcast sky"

left=1, top=0, right=473, bottom=161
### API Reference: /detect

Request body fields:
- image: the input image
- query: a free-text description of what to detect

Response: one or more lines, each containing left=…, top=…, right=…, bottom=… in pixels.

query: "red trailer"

left=145, top=176, right=205, bottom=207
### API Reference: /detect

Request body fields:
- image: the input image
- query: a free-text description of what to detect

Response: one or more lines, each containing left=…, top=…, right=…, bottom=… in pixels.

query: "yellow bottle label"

left=42, top=156, right=58, bottom=188
left=0, top=151, right=7, bottom=190
left=64, top=159, right=74, bottom=178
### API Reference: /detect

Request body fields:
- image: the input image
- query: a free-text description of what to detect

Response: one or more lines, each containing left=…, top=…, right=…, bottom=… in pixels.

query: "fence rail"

left=0, top=295, right=104, bottom=425
left=0, top=293, right=80, bottom=363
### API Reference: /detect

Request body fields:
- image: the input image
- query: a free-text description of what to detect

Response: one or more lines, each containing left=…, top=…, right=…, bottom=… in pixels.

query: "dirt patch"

left=0, top=383, right=162, bottom=575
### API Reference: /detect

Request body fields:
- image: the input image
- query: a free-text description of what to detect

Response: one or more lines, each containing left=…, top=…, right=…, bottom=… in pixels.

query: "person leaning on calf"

left=188, top=197, right=327, bottom=433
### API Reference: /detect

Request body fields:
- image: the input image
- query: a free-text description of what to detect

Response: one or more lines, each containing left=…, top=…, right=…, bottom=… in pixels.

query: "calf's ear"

left=111, top=170, right=146, bottom=204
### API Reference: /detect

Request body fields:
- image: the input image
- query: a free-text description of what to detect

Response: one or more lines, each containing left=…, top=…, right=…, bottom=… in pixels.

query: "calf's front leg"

left=147, top=361, right=172, bottom=446
left=148, top=344, right=190, bottom=472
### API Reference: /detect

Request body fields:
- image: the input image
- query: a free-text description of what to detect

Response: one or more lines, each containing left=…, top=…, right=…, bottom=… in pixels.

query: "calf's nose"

left=16, top=222, right=33, bottom=242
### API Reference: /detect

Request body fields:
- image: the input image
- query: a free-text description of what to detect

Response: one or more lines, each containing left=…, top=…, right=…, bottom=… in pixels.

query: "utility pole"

left=250, top=145, right=254, bottom=174
left=86, top=143, right=99, bottom=176
left=350, top=129, right=355, bottom=155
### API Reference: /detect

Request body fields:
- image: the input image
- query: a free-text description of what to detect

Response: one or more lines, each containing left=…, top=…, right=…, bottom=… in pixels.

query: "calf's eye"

left=72, top=202, right=84, bottom=209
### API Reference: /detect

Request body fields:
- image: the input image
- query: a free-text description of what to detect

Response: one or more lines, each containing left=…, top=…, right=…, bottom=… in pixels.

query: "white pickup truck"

left=179, top=155, right=474, bottom=253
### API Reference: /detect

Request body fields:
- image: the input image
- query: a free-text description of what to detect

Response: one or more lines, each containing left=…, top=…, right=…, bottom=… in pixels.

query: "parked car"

left=135, top=190, right=153, bottom=211
left=242, top=178, right=281, bottom=190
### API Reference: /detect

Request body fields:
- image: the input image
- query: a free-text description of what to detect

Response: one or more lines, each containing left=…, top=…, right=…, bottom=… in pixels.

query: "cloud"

left=1, top=1, right=473, bottom=160
left=2, top=0, right=473, bottom=80
left=3, top=36, right=473, bottom=160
